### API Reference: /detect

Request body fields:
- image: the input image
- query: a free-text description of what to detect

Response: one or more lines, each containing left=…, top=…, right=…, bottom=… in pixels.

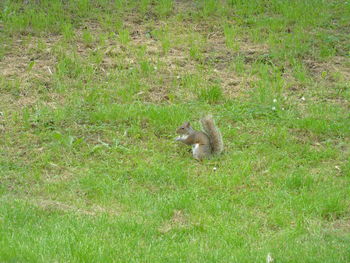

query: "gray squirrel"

left=175, top=115, right=224, bottom=160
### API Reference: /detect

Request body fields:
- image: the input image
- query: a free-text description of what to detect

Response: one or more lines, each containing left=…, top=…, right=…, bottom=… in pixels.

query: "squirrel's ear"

left=185, top=122, right=190, bottom=127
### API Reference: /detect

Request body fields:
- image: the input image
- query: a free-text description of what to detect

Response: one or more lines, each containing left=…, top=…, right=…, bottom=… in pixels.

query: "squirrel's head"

left=176, top=122, right=191, bottom=135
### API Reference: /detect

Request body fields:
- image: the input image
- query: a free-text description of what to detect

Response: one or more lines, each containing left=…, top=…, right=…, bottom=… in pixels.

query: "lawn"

left=0, top=0, right=350, bottom=262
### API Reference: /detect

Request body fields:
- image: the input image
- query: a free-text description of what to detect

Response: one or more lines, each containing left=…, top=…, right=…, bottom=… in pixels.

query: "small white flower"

left=176, top=75, right=180, bottom=79
left=273, top=98, right=277, bottom=103
left=272, top=106, right=276, bottom=111
left=213, top=167, right=217, bottom=172
left=282, top=107, right=285, bottom=110
left=154, top=66, right=157, bottom=70
left=266, top=253, right=274, bottom=263
left=301, top=96, right=306, bottom=101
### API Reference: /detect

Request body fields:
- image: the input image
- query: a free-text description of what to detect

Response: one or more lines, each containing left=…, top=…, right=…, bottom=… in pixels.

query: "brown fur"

left=175, top=116, right=223, bottom=160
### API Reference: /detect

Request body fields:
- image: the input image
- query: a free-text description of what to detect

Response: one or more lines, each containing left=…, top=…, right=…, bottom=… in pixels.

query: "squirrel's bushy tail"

left=201, top=115, right=224, bottom=155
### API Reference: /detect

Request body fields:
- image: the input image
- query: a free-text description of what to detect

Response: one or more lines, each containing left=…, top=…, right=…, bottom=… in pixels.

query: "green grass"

left=1, top=0, right=350, bottom=262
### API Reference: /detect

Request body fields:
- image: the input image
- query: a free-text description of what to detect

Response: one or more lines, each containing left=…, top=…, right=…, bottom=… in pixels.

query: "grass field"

left=1, top=0, right=350, bottom=262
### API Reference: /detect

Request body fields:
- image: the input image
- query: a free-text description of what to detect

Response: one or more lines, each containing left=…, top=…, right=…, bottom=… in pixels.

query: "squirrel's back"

left=200, top=115, right=223, bottom=155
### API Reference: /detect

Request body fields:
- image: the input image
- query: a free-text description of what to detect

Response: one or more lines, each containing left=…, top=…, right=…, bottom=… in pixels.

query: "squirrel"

left=175, top=115, right=224, bottom=160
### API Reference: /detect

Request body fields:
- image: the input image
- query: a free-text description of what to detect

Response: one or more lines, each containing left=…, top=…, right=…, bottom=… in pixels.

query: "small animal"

left=175, top=115, right=223, bottom=160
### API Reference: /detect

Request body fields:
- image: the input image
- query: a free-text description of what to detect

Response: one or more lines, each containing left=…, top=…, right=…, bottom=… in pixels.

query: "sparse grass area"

left=0, top=0, right=350, bottom=262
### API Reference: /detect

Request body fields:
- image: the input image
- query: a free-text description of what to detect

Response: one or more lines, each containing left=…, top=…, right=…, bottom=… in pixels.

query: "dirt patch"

left=324, top=217, right=350, bottom=238
left=0, top=36, right=58, bottom=79
left=290, top=128, right=322, bottom=145
left=331, top=218, right=350, bottom=231
left=42, top=165, right=75, bottom=183
left=70, top=15, right=268, bottom=101
left=158, top=209, right=189, bottom=233
left=304, top=56, right=350, bottom=81
left=123, top=18, right=263, bottom=100
left=142, top=86, right=171, bottom=103
left=0, top=35, right=60, bottom=109
left=30, top=198, right=120, bottom=216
